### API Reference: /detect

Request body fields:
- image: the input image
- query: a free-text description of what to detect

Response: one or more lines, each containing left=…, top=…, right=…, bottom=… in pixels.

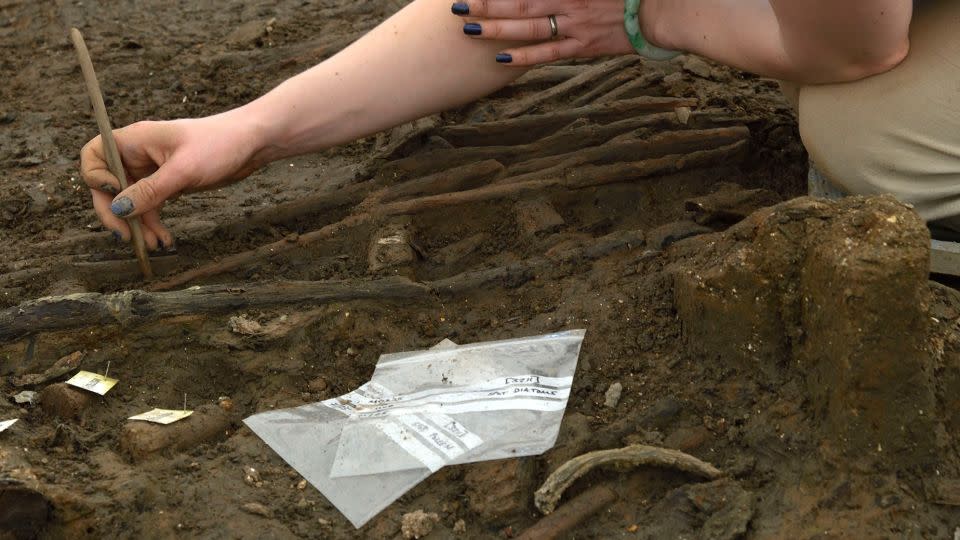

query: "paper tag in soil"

left=0, top=419, right=17, bottom=433
left=129, top=409, right=193, bottom=425
left=66, top=370, right=118, bottom=395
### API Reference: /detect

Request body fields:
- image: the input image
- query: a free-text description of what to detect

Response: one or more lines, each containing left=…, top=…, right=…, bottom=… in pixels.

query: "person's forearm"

left=237, top=0, right=523, bottom=165
left=642, top=0, right=912, bottom=84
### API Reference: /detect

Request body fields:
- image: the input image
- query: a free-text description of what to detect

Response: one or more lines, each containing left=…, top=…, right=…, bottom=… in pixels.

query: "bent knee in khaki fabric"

left=794, top=0, right=960, bottom=229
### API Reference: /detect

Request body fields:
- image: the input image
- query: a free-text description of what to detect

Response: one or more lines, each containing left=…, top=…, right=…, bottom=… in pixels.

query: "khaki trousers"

left=784, top=0, right=960, bottom=231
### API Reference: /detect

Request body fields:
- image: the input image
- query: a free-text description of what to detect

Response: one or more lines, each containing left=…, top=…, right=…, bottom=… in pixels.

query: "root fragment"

left=517, top=484, right=618, bottom=540
left=534, top=444, right=723, bottom=515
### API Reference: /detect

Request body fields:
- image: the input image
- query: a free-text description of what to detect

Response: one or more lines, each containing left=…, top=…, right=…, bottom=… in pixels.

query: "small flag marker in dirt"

left=129, top=394, right=193, bottom=425
left=66, top=363, right=119, bottom=396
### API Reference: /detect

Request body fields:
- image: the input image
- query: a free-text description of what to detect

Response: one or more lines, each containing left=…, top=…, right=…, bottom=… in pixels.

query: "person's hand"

left=80, top=112, right=267, bottom=249
left=452, top=0, right=634, bottom=65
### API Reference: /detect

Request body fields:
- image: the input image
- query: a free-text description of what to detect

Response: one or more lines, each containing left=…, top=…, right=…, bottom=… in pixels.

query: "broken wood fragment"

left=437, top=96, right=697, bottom=147
left=13, top=351, right=84, bottom=387
left=378, top=159, right=504, bottom=203
left=0, top=277, right=430, bottom=342
left=516, top=484, right=618, bottom=540
left=496, top=56, right=641, bottom=118
left=534, top=444, right=723, bottom=515
left=509, top=65, right=587, bottom=88
left=504, top=125, right=749, bottom=180
left=595, top=72, right=665, bottom=104
left=684, top=183, right=781, bottom=226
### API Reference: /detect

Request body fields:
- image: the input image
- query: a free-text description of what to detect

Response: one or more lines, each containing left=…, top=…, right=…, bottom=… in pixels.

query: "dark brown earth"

left=2, top=1, right=960, bottom=539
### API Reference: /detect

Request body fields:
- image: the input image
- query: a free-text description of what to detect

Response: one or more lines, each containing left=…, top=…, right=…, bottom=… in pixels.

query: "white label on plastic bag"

left=377, top=419, right=447, bottom=472
left=66, top=370, right=119, bottom=395
left=0, top=419, right=17, bottom=433
left=323, top=376, right=573, bottom=418
left=128, top=409, right=193, bottom=425
left=423, top=413, right=484, bottom=449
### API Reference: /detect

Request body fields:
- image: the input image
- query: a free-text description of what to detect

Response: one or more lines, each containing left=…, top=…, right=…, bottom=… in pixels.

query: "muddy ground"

left=2, top=1, right=960, bottom=539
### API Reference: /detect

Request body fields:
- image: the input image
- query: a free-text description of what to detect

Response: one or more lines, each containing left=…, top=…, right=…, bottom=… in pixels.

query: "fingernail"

left=100, top=183, right=118, bottom=195
left=496, top=53, right=513, bottom=64
left=111, top=230, right=122, bottom=243
left=165, top=240, right=178, bottom=253
left=111, top=196, right=134, bottom=217
left=463, top=23, right=482, bottom=36
left=451, top=2, right=469, bottom=15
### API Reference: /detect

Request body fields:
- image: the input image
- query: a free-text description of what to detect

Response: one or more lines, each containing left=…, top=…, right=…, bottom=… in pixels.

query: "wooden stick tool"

left=70, top=28, right=153, bottom=279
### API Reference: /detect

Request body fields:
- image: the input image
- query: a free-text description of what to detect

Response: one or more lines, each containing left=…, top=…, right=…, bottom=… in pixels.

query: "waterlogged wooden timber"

left=145, top=140, right=745, bottom=291
left=517, top=484, right=619, bottom=540
left=377, top=159, right=505, bottom=203
left=436, top=96, right=698, bottom=147
left=380, top=111, right=711, bottom=179
left=509, top=64, right=588, bottom=88
left=503, top=125, right=749, bottom=180
left=496, top=56, right=641, bottom=118
left=571, top=70, right=660, bottom=108
left=0, top=229, right=648, bottom=341
left=0, top=277, right=430, bottom=342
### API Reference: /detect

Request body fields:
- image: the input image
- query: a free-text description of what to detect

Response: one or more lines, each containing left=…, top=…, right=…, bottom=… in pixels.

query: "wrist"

left=637, top=0, right=674, bottom=52
left=221, top=100, right=287, bottom=171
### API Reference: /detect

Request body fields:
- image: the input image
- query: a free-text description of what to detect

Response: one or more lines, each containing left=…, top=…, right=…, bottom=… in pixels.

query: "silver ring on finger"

left=548, top=14, right=559, bottom=38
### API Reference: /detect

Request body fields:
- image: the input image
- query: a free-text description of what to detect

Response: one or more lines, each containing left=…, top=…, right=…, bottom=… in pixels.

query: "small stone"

left=218, top=396, right=234, bottom=412
left=400, top=510, right=440, bottom=539
left=453, top=519, right=467, bottom=535
left=244, top=467, right=262, bottom=487
left=14, top=391, right=39, bottom=406
left=241, top=502, right=273, bottom=518
left=307, top=378, right=329, bottom=392
left=603, top=382, right=623, bottom=409
left=229, top=316, right=263, bottom=336
left=297, top=479, right=307, bottom=490
left=515, top=198, right=565, bottom=237
left=683, top=55, right=713, bottom=79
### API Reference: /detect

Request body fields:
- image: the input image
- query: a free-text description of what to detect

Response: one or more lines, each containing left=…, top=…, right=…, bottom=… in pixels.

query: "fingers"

left=463, top=16, right=559, bottom=41
left=142, top=210, right=175, bottom=251
left=495, top=38, right=583, bottom=66
left=81, top=136, right=124, bottom=196
left=91, top=189, right=131, bottom=241
left=108, top=164, right=185, bottom=220
left=452, top=0, right=556, bottom=18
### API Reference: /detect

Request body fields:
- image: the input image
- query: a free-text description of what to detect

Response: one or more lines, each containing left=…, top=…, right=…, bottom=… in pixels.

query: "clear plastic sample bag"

left=243, top=329, right=586, bottom=528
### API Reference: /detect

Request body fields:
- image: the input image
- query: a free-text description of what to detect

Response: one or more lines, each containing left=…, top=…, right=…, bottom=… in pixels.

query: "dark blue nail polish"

left=157, top=239, right=165, bottom=250
left=496, top=53, right=513, bottom=64
left=451, top=2, right=469, bottom=15
left=112, top=230, right=122, bottom=243
left=111, top=196, right=134, bottom=217
left=463, top=23, right=482, bottom=36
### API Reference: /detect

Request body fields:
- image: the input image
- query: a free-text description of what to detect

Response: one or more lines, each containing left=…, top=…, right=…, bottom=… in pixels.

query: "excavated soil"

left=2, top=1, right=960, bottom=539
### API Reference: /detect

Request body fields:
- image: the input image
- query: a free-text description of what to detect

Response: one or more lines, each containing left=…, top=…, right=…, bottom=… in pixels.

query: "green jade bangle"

left=624, top=0, right=681, bottom=61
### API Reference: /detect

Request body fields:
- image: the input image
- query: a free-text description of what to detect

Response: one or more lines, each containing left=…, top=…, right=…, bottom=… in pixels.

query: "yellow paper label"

left=128, top=409, right=193, bottom=425
left=66, top=370, right=119, bottom=396
left=0, top=419, right=17, bottom=433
